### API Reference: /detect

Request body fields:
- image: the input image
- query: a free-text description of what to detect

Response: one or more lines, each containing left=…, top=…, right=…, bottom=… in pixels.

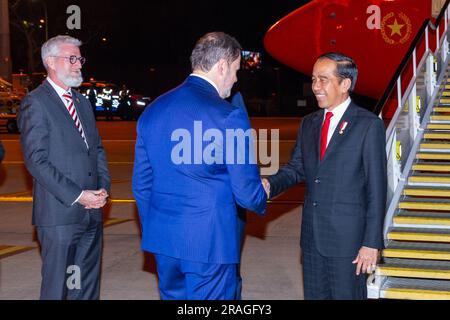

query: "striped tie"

left=62, top=91, right=88, bottom=148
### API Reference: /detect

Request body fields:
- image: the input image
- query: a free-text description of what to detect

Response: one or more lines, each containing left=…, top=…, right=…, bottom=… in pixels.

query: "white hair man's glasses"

left=51, top=55, right=86, bottom=66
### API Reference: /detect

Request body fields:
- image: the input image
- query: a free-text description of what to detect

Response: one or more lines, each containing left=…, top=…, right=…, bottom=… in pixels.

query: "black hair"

left=318, top=52, right=358, bottom=93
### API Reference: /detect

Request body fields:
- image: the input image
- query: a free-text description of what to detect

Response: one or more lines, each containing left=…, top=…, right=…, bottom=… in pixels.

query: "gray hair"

left=190, top=32, right=242, bottom=72
left=41, top=35, right=82, bottom=70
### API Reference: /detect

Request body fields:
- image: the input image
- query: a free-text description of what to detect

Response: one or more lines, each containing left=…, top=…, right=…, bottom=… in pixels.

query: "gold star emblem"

left=388, top=19, right=404, bottom=36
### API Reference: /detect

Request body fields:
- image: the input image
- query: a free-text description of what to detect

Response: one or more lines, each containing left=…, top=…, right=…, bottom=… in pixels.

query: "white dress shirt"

left=323, top=97, right=351, bottom=147
left=46, top=77, right=70, bottom=105
left=190, top=73, right=220, bottom=95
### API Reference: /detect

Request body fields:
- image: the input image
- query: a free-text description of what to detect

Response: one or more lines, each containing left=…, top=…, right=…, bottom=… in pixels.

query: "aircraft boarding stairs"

left=368, top=77, right=450, bottom=299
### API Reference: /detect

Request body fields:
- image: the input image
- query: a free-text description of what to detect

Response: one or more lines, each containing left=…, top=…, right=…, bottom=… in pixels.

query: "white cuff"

left=72, top=191, right=84, bottom=206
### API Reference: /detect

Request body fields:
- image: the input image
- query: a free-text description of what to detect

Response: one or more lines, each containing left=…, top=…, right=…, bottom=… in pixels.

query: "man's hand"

left=96, top=188, right=109, bottom=198
left=78, top=189, right=109, bottom=209
left=261, top=178, right=270, bottom=199
left=352, top=246, right=379, bottom=275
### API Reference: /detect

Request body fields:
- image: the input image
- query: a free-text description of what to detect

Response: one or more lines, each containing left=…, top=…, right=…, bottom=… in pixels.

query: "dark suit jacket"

left=18, top=80, right=110, bottom=226
left=268, top=102, right=387, bottom=257
left=132, top=76, right=267, bottom=264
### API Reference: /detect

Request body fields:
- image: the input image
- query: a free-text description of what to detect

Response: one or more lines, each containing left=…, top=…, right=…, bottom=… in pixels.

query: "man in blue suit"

left=132, top=32, right=267, bottom=300
left=0, top=139, right=4, bottom=163
left=263, top=53, right=387, bottom=299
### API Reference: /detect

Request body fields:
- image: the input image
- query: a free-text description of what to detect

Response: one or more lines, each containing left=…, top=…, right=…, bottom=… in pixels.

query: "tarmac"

left=0, top=118, right=305, bottom=300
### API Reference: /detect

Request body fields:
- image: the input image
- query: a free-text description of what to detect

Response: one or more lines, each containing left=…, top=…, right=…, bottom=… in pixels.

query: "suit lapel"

left=311, top=110, right=324, bottom=167
left=320, top=102, right=357, bottom=163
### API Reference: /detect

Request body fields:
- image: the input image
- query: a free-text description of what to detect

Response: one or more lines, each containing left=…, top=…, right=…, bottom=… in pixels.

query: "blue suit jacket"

left=132, top=76, right=267, bottom=264
left=0, top=140, right=4, bottom=163
left=268, top=102, right=387, bottom=257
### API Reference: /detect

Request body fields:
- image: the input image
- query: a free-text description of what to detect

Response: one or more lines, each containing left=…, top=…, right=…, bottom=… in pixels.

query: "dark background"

left=9, top=0, right=374, bottom=116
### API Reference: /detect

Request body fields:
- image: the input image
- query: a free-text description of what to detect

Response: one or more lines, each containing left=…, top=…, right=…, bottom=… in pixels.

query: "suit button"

left=313, top=202, right=317, bottom=207
left=315, top=178, right=320, bottom=184
left=88, top=172, right=92, bottom=176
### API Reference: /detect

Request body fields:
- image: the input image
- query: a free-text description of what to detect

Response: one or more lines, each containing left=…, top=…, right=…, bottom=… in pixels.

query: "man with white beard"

left=18, top=35, right=110, bottom=300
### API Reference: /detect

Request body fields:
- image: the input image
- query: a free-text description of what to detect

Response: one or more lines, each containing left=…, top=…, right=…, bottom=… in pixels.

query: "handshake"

left=78, top=189, right=109, bottom=209
left=261, top=178, right=270, bottom=199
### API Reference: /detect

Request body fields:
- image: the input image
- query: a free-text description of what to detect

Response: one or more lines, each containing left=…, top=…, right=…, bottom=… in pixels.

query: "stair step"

left=408, top=173, right=450, bottom=186
left=431, top=114, right=450, bottom=122
left=434, top=106, right=450, bottom=112
left=399, top=197, right=450, bottom=211
left=383, top=241, right=450, bottom=260
left=424, top=131, right=450, bottom=140
left=404, top=186, right=450, bottom=197
left=428, top=124, right=450, bottom=130
left=442, top=91, right=450, bottom=97
left=394, top=215, right=450, bottom=226
left=388, top=227, right=450, bottom=242
left=377, top=258, right=450, bottom=280
left=417, top=152, right=450, bottom=160
left=394, top=209, right=450, bottom=226
left=439, top=98, right=450, bottom=105
left=412, top=162, right=450, bottom=172
left=420, top=141, right=450, bottom=151
left=380, top=277, right=450, bottom=299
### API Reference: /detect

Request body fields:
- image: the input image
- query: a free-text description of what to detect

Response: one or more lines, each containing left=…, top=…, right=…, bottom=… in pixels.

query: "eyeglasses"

left=51, top=55, right=86, bottom=65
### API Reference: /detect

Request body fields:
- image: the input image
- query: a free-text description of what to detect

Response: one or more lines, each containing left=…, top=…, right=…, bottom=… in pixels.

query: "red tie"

left=320, top=112, right=333, bottom=161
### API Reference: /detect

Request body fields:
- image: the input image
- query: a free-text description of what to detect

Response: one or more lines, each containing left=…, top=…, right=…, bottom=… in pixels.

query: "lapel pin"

left=76, top=98, right=80, bottom=103
left=339, top=121, right=348, bottom=135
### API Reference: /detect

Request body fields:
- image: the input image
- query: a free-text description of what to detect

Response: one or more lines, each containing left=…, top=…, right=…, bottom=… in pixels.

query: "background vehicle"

left=78, top=80, right=150, bottom=120
left=130, top=95, right=151, bottom=120
left=0, top=78, right=20, bottom=133
left=79, top=80, right=119, bottom=111
left=0, top=79, right=21, bottom=115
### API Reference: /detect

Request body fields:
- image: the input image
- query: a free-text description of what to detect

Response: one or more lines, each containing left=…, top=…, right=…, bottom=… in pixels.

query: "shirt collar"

left=47, top=77, right=71, bottom=97
left=325, top=97, right=351, bottom=119
left=189, top=73, right=220, bottom=95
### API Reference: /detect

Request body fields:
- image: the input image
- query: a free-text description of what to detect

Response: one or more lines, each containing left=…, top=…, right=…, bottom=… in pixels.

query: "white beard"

left=57, top=69, right=83, bottom=88
left=221, top=87, right=232, bottom=99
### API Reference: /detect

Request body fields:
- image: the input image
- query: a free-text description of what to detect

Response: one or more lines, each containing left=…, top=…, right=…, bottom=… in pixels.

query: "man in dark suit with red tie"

left=18, top=35, right=110, bottom=300
left=263, top=52, right=387, bottom=299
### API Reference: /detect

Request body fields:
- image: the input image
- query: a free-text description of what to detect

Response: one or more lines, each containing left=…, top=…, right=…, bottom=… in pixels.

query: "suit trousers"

left=301, top=238, right=367, bottom=300
left=37, top=212, right=103, bottom=300
left=154, top=254, right=238, bottom=300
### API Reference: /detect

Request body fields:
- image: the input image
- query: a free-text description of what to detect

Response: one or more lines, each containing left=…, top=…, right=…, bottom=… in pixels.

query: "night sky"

left=10, top=0, right=318, bottom=114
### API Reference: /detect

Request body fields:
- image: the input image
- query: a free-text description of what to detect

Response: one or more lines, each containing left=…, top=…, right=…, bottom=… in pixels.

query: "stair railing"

left=380, top=1, right=450, bottom=242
